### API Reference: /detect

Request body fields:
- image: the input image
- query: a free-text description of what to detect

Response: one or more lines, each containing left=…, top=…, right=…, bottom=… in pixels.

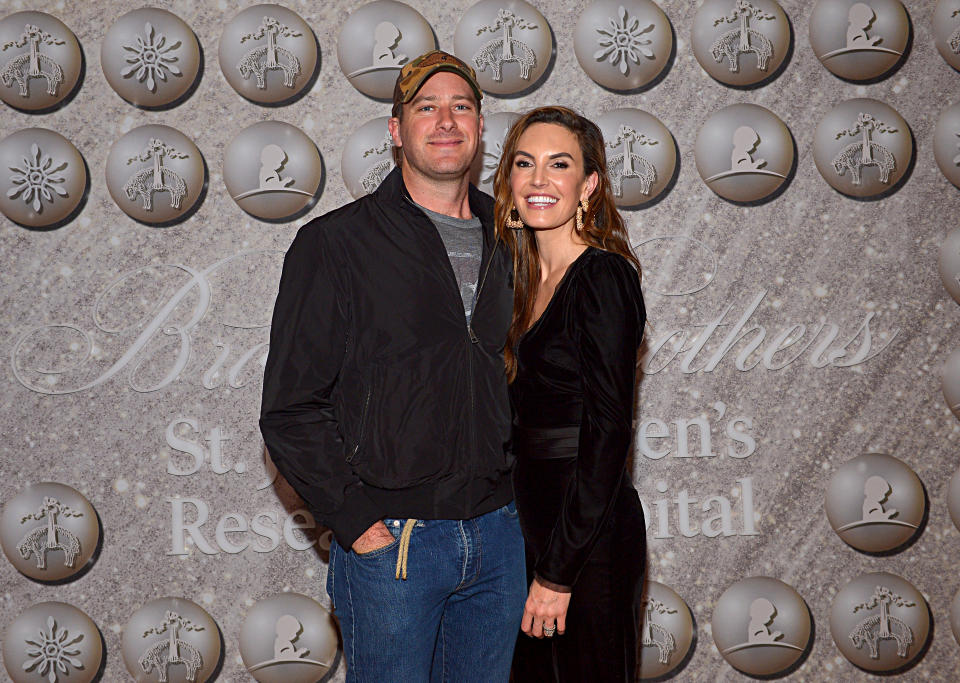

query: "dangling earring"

left=506, top=205, right=524, bottom=230
left=575, top=197, right=589, bottom=233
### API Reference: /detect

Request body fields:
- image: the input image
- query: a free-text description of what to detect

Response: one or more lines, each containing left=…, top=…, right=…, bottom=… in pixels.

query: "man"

left=260, top=51, right=525, bottom=682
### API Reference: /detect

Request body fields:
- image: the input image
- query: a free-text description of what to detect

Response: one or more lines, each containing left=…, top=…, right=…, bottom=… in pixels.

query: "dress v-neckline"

left=520, top=247, right=594, bottom=344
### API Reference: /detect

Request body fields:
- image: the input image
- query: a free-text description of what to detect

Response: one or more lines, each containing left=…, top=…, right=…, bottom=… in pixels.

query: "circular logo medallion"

left=470, top=110, right=520, bottom=195
left=337, top=0, right=437, bottom=100
left=711, top=576, right=811, bottom=676
left=938, top=228, right=960, bottom=306
left=105, top=124, right=204, bottom=225
left=0, top=11, right=82, bottom=111
left=121, top=597, right=222, bottom=683
left=637, top=581, right=694, bottom=679
left=695, top=103, right=792, bottom=203
left=219, top=4, right=318, bottom=105
left=0, top=127, right=86, bottom=228
left=934, top=102, right=960, bottom=190
left=692, top=0, right=790, bottom=87
left=239, top=592, right=339, bottom=682
left=942, top=348, right=960, bottom=420
left=951, top=588, right=960, bottom=647
left=0, top=482, right=99, bottom=582
left=830, top=572, right=930, bottom=672
left=453, top=0, right=553, bottom=96
left=813, top=98, right=911, bottom=198
left=341, top=116, right=396, bottom=199
left=100, top=8, right=201, bottom=109
left=825, top=453, right=924, bottom=553
left=2, top=602, right=103, bottom=683
left=949, top=466, right=960, bottom=532
left=933, top=0, right=960, bottom=71
left=223, top=121, right=322, bottom=221
left=596, top=108, right=676, bottom=206
left=574, top=0, right=673, bottom=91
left=809, top=0, right=909, bottom=81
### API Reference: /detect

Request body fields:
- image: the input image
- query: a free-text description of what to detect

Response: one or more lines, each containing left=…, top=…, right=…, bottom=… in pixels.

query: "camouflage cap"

left=392, top=50, right=483, bottom=109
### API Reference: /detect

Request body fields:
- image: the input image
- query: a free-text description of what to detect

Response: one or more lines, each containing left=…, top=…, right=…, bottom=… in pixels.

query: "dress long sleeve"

left=259, top=222, right=382, bottom=549
left=533, top=255, right=645, bottom=588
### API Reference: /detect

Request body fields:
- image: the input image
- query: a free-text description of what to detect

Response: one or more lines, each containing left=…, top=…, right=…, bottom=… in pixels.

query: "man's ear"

left=388, top=117, right=402, bottom=149
left=478, top=112, right=484, bottom=140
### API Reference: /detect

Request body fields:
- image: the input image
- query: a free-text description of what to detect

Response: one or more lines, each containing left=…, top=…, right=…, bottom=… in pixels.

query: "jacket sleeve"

left=534, top=255, right=645, bottom=588
left=259, top=222, right=382, bottom=549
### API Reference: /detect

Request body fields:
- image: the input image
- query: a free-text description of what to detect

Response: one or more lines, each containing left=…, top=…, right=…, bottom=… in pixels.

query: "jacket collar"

left=375, top=166, right=495, bottom=232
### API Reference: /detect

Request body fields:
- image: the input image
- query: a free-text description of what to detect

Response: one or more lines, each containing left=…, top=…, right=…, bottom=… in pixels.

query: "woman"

left=493, top=106, right=646, bottom=682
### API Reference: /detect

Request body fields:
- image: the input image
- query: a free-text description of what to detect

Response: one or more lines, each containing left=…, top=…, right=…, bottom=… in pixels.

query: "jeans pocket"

left=499, top=500, right=519, bottom=519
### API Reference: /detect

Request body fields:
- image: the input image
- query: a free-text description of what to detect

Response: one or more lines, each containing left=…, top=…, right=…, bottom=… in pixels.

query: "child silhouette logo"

left=817, top=1, right=903, bottom=61
left=274, top=614, right=309, bottom=660
left=704, top=123, right=785, bottom=183
left=846, top=3, right=882, bottom=48
left=373, top=22, right=406, bottom=66
left=239, top=593, right=338, bottom=681
left=258, top=145, right=295, bottom=191
left=232, top=144, right=312, bottom=201
left=836, top=472, right=917, bottom=532
left=747, top=598, right=784, bottom=644
left=826, top=453, right=924, bottom=553
left=732, top=126, right=765, bottom=170
left=722, top=595, right=801, bottom=654
left=862, top=475, right=897, bottom=521
left=712, top=577, right=810, bottom=676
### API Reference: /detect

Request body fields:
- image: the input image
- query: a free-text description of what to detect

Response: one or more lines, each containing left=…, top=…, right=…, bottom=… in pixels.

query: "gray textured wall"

left=1, top=0, right=959, bottom=680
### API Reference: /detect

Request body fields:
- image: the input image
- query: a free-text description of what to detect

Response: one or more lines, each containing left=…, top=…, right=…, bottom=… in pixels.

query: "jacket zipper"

left=400, top=188, right=501, bottom=465
left=347, top=383, right=372, bottom=463
left=468, top=238, right=499, bottom=344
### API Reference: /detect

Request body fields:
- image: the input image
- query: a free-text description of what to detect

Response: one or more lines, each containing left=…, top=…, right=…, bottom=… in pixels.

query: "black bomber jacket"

left=259, top=167, right=514, bottom=549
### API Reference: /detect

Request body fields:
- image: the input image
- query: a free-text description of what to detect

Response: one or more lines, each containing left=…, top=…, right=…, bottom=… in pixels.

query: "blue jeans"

left=327, top=503, right=526, bottom=682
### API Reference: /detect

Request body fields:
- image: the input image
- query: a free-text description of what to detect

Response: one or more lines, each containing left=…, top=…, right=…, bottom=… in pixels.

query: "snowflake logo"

left=23, top=616, right=84, bottom=683
left=481, top=139, right=505, bottom=185
left=120, top=22, right=181, bottom=92
left=8, top=143, right=68, bottom=212
left=594, top=5, right=655, bottom=75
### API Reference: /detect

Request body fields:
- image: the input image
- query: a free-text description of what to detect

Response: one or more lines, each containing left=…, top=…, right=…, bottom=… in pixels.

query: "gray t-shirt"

left=416, top=203, right=483, bottom=321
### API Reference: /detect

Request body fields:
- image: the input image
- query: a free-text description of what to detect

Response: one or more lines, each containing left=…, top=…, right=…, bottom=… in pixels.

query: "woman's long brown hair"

left=493, top=106, right=641, bottom=381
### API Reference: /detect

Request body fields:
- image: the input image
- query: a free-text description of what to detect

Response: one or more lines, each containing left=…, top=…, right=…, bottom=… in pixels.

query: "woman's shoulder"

left=572, top=247, right=641, bottom=292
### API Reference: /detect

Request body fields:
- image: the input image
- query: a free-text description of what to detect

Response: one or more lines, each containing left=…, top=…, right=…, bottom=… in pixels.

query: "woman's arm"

left=534, top=253, right=645, bottom=589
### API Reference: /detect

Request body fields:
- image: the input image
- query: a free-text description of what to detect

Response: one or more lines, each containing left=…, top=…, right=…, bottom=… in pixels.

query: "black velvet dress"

left=511, top=247, right=647, bottom=683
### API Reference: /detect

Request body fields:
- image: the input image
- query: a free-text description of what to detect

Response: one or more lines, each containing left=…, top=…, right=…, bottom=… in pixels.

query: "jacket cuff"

left=533, top=572, right=572, bottom=593
left=325, top=487, right=383, bottom=550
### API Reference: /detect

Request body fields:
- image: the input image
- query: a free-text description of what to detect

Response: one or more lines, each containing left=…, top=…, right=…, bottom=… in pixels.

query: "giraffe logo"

left=606, top=124, right=658, bottom=197
left=472, top=8, right=539, bottom=82
left=237, top=17, right=302, bottom=90
left=137, top=611, right=205, bottom=682
left=710, top=0, right=776, bottom=72
left=849, top=586, right=914, bottom=659
left=123, top=138, right=189, bottom=211
left=1, top=23, right=64, bottom=98
left=16, top=496, right=82, bottom=571
left=360, top=132, right=395, bottom=195
left=831, top=112, right=897, bottom=186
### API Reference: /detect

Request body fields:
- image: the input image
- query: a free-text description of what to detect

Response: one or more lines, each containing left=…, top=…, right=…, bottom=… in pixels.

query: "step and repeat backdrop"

left=2, top=0, right=960, bottom=680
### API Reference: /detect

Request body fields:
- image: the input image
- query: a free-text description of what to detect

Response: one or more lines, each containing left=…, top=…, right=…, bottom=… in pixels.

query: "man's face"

left=389, top=71, right=483, bottom=182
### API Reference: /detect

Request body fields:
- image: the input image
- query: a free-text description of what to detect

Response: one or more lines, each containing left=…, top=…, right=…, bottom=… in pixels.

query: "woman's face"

left=509, top=122, right=598, bottom=234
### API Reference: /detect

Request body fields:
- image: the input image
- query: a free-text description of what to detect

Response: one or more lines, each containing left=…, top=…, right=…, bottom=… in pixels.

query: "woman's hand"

left=521, top=578, right=571, bottom=638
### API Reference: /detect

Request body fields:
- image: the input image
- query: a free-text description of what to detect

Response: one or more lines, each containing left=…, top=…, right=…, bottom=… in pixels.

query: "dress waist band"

left=513, top=424, right=580, bottom=459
